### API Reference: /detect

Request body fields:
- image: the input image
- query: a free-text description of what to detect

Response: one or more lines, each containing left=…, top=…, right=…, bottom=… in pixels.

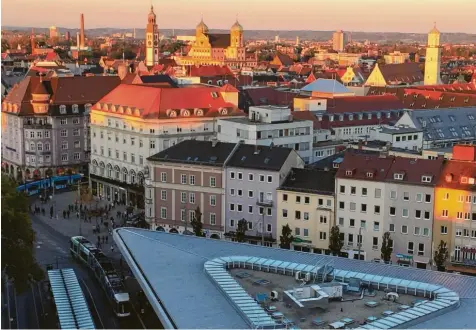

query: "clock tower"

left=146, top=5, right=159, bottom=67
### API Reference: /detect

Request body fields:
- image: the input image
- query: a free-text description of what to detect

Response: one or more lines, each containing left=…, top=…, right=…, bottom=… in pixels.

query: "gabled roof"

left=227, top=144, right=294, bottom=171
left=376, top=63, right=423, bottom=85
left=271, top=52, right=294, bottom=67
left=336, top=152, right=395, bottom=181
left=301, top=78, right=350, bottom=93
left=206, top=33, right=231, bottom=48
left=147, top=140, right=236, bottom=166
left=385, top=157, right=444, bottom=186
left=279, top=168, right=335, bottom=194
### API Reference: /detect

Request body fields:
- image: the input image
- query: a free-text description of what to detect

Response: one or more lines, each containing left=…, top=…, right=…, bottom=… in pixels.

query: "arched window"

left=99, top=161, right=105, bottom=176
left=114, top=165, right=120, bottom=180
left=59, top=105, right=66, bottom=114
left=122, top=168, right=128, bottom=182
left=106, top=164, right=113, bottom=178
left=138, top=172, right=144, bottom=185
left=130, top=170, right=136, bottom=184
left=72, top=104, right=79, bottom=113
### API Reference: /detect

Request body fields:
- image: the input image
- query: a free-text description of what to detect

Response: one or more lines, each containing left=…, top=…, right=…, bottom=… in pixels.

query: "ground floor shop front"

left=90, top=174, right=144, bottom=209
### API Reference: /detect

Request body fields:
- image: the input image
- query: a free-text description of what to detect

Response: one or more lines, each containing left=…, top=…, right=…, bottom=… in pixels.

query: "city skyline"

left=2, top=0, right=476, bottom=34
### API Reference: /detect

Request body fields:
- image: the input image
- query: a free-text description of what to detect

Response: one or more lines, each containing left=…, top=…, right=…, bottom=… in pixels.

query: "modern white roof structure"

left=301, top=78, right=351, bottom=94
left=113, top=228, right=476, bottom=329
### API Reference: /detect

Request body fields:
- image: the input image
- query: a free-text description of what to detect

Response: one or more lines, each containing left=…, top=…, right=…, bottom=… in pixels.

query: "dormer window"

left=358, top=114, right=363, bottom=120
left=181, top=109, right=190, bottom=117
left=72, top=104, right=79, bottom=113
left=366, top=172, right=374, bottom=178
left=349, top=114, right=354, bottom=120
left=376, top=112, right=381, bottom=119
left=211, top=92, right=218, bottom=98
left=168, top=110, right=177, bottom=117
left=195, top=109, right=204, bottom=116
left=59, top=105, right=66, bottom=114
left=317, top=115, right=323, bottom=121
left=421, top=175, right=432, bottom=183
left=345, top=170, right=353, bottom=176
left=220, top=108, right=228, bottom=115
left=126, top=107, right=132, bottom=115
left=461, top=176, right=468, bottom=184
left=469, top=178, right=475, bottom=185
left=339, top=115, right=344, bottom=121
left=367, top=113, right=372, bottom=119
left=386, top=112, right=391, bottom=118
left=394, top=173, right=404, bottom=180
left=329, top=115, right=334, bottom=122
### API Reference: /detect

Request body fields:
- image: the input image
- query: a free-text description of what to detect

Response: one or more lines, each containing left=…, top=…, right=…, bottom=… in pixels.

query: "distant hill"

left=3, top=26, right=476, bottom=43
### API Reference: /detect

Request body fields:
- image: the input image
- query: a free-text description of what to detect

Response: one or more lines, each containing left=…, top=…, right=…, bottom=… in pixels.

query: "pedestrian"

left=110, top=245, right=114, bottom=253
left=67, top=210, right=70, bottom=218
left=63, top=210, right=66, bottom=219
left=105, top=236, right=108, bottom=244
left=76, top=212, right=79, bottom=219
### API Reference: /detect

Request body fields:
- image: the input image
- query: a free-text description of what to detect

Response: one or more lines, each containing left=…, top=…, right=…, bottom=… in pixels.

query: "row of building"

left=142, top=140, right=476, bottom=274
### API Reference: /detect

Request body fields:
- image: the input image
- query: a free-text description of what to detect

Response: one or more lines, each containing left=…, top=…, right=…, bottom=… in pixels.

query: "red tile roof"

left=94, top=84, right=244, bottom=119
left=386, top=157, right=444, bottom=186
left=325, top=95, right=404, bottom=113
left=271, top=52, right=294, bottom=67
left=189, top=65, right=234, bottom=77
left=220, top=84, right=239, bottom=92
left=437, top=159, right=476, bottom=192
left=244, top=87, right=298, bottom=108
left=336, top=152, right=395, bottom=181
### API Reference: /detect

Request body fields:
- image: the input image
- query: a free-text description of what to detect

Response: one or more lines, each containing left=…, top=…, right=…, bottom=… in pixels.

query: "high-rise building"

left=49, top=26, right=58, bottom=38
left=145, top=5, right=160, bottom=67
left=424, top=24, right=442, bottom=85
left=332, top=30, right=347, bottom=52
left=80, top=13, right=85, bottom=48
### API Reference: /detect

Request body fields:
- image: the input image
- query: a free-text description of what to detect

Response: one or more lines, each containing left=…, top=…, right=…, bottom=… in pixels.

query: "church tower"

left=145, top=5, right=159, bottom=67
left=230, top=20, right=243, bottom=48
left=424, top=23, right=442, bottom=85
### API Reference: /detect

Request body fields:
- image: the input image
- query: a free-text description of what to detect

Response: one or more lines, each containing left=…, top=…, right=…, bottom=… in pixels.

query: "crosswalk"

left=35, top=232, right=68, bottom=256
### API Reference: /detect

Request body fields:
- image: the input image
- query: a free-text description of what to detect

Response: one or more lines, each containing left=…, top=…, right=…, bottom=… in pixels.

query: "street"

left=11, top=190, right=157, bottom=329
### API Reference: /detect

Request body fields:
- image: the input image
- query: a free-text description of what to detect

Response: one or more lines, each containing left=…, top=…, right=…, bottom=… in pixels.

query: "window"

left=160, top=207, right=167, bottom=219
left=267, top=175, right=272, bottom=183
left=181, top=174, right=187, bottom=184
left=73, top=152, right=80, bottom=160
left=389, top=207, right=396, bottom=216
left=139, top=156, right=143, bottom=165
left=230, top=219, right=235, bottom=227
left=402, top=209, right=409, bottom=217
left=267, top=224, right=272, bottom=232
left=45, top=143, right=50, bottom=151
left=238, top=189, right=243, bottom=197
left=338, top=217, right=344, bottom=226
left=350, top=186, right=356, bottom=195
left=423, top=228, right=430, bottom=236
left=296, top=196, right=301, bottom=203
left=295, top=228, right=301, bottom=236
left=189, top=210, right=196, bottom=222
left=123, top=152, right=127, bottom=161
left=442, top=209, right=448, bottom=217
left=340, top=185, right=345, bottom=194
left=403, top=192, right=410, bottom=201
left=349, top=202, right=356, bottom=211
left=37, top=142, right=43, bottom=151
left=304, top=212, right=309, bottom=221
left=373, top=237, right=379, bottom=249
left=259, top=175, right=265, bottom=182
left=441, top=226, right=448, bottom=234
left=304, top=196, right=310, bottom=204
left=161, top=172, right=167, bottom=182
left=248, top=190, right=254, bottom=198
left=418, top=243, right=425, bottom=256
left=416, top=193, right=423, bottom=202
left=189, top=193, right=195, bottom=204
left=421, top=176, right=432, bottom=183
left=349, top=219, right=355, bottom=227
left=295, top=211, right=301, bottom=220
left=238, top=172, right=243, bottom=180
left=389, top=223, right=395, bottom=232
left=60, top=129, right=67, bottom=137
left=210, top=177, right=216, bottom=187
left=283, top=194, right=288, bottom=201
left=303, top=229, right=309, bottom=237
left=230, top=189, right=235, bottom=196
left=361, top=204, right=367, bottom=213
left=181, top=209, right=186, bottom=222
left=457, top=211, right=463, bottom=219
left=74, top=141, right=80, bottom=148
left=282, top=209, right=288, bottom=218
left=247, top=222, right=253, bottom=230
left=374, top=205, right=380, bottom=214
left=61, top=141, right=68, bottom=150
left=374, top=221, right=380, bottom=231
left=248, top=205, right=253, bottom=213
left=230, top=172, right=235, bottom=179
left=408, top=242, right=414, bottom=254
left=73, top=128, right=80, bottom=136
left=390, top=191, right=397, bottom=199
left=150, top=140, right=156, bottom=148
left=425, top=194, right=432, bottom=203
left=414, top=227, right=420, bottom=235
left=424, top=211, right=430, bottom=220
left=161, top=190, right=167, bottom=200
left=360, top=220, right=366, bottom=229
left=339, top=201, right=345, bottom=209
left=139, top=139, right=143, bottom=147
left=210, top=213, right=216, bottom=225
left=401, top=225, right=408, bottom=234
left=210, top=195, right=216, bottom=206
left=374, top=188, right=381, bottom=198
left=60, top=118, right=67, bottom=125
left=362, top=188, right=367, bottom=196
left=455, top=228, right=462, bottom=237
left=44, top=131, right=50, bottom=138
left=189, top=175, right=195, bottom=185
left=415, top=210, right=421, bottom=219
left=229, top=204, right=235, bottom=211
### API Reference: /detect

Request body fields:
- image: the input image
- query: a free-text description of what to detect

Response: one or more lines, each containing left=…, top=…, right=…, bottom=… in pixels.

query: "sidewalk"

left=30, top=190, right=131, bottom=261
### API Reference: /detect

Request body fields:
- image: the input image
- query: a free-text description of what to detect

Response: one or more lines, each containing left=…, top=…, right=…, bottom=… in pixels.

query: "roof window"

left=421, top=175, right=432, bottom=183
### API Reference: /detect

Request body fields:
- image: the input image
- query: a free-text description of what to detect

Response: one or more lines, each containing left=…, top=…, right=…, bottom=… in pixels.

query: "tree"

left=235, top=219, right=247, bottom=243
left=190, top=206, right=203, bottom=237
left=328, top=225, right=344, bottom=256
left=279, top=224, right=294, bottom=249
left=1, top=175, right=44, bottom=292
left=434, top=240, right=449, bottom=271
left=381, top=232, right=393, bottom=263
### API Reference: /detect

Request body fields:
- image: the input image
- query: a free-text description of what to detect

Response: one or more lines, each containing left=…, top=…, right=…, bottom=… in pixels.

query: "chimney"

left=80, top=13, right=85, bottom=48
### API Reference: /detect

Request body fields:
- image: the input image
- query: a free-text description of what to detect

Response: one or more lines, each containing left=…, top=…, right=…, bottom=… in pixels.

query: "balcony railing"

left=256, top=197, right=273, bottom=207
left=451, top=257, right=476, bottom=267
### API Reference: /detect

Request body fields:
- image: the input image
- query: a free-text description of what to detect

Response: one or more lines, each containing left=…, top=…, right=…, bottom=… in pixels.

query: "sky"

left=2, top=0, right=476, bottom=34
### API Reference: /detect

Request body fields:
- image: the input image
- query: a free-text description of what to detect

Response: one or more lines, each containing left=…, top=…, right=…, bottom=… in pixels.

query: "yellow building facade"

left=424, top=24, right=442, bottom=85
left=176, top=19, right=257, bottom=68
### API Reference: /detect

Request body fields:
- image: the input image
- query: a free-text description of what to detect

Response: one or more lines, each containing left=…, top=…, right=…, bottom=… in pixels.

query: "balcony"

left=256, top=197, right=273, bottom=207
left=451, top=257, right=476, bottom=267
